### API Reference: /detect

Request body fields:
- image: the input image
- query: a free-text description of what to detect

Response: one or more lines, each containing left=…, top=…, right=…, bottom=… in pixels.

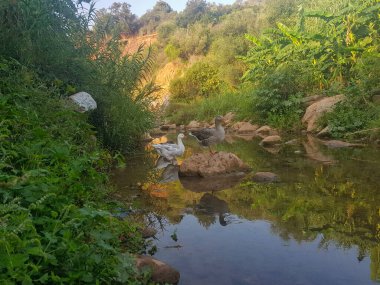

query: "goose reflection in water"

left=155, top=159, right=243, bottom=227
left=195, top=193, right=231, bottom=227
left=160, top=163, right=180, bottom=183
left=155, top=155, right=174, bottom=170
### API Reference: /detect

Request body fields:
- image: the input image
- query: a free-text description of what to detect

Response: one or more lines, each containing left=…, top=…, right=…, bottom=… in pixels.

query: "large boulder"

left=302, top=94, right=345, bottom=132
left=187, top=120, right=202, bottom=129
left=259, top=135, right=282, bottom=146
left=160, top=124, right=176, bottom=131
left=223, top=112, right=235, bottom=126
left=179, top=152, right=250, bottom=177
left=256, top=125, right=278, bottom=137
left=301, top=95, right=325, bottom=107
left=136, top=255, right=180, bottom=284
left=252, top=172, right=280, bottom=183
left=69, top=91, right=97, bottom=112
left=231, top=122, right=259, bottom=134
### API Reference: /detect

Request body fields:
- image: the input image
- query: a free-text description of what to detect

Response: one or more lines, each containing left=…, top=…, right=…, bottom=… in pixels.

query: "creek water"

left=111, top=131, right=380, bottom=285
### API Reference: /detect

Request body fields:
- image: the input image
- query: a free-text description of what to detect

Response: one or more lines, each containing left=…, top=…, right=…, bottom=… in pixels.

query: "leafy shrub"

left=251, top=63, right=306, bottom=128
left=164, top=43, right=180, bottom=60
left=90, top=43, right=157, bottom=151
left=157, top=21, right=177, bottom=44
left=170, top=61, right=224, bottom=101
left=321, top=99, right=377, bottom=138
left=0, top=60, right=147, bottom=283
left=170, top=23, right=211, bottom=59
left=0, top=0, right=93, bottom=88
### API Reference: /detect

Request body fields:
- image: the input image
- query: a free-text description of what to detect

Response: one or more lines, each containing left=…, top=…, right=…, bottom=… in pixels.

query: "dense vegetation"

left=105, top=0, right=380, bottom=139
left=0, top=0, right=156, bottom=283
left=1, top=0, right=379, bottom=282
left=0, top=60, right=147, bottom=283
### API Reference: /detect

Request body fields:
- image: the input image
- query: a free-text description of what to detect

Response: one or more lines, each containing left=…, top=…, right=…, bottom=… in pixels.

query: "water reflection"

left=196, top=193, right=230, bottom=227
left=179, top=172, right=246, bottom=193
left=112, top=132, right=380, bottom=285
left=160, top=163, right=179, bottom=183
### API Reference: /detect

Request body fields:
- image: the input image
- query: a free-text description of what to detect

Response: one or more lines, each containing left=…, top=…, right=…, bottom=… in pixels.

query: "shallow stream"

left=112, top=132, right=380, bottom=285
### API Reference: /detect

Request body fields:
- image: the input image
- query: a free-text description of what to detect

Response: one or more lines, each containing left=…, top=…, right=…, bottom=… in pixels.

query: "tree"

left=139, top=1, right=176, bottom=35
left=94, top=2, right=139, bottom=36
left=176, top=0, right=209, bottom=28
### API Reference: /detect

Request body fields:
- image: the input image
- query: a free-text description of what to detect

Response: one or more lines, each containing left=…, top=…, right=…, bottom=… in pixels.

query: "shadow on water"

left=111, top=132, right=380, bottom=285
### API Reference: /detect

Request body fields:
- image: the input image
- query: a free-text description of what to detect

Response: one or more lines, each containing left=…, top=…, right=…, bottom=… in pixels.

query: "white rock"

left=69, top=92, right=97, bottom=112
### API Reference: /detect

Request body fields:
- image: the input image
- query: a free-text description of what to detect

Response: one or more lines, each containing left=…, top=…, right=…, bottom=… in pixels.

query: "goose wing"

left=153, top=143, right=179, bottom=152
left=152, top=142, right=183, bottom=160
left=189, top=128, right=216, bottom=141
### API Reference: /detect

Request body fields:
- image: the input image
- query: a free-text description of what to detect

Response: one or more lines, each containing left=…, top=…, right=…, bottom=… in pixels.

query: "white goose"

left=152, top=133, right=185, bottom=162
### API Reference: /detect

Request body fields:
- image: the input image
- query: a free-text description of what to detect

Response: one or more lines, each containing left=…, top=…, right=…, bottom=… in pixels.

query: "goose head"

left=215, top=115, right=225, bottom=126
left=178, top=133, right=185, bottom=139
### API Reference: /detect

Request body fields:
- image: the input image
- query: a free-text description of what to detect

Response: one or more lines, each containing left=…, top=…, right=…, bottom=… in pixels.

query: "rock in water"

left=259, top=135, right=282, bottom=146
left=252, top=172, right=280, bottom=183
left=179, top=151, right=250, bottom=177
left=136, top=255, right=180, bottom=284
left=322, top=140, right=365, bottom=148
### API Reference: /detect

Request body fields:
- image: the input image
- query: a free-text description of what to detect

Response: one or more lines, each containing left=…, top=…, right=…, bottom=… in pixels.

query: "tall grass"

left=166, top=89, right=256, bottom=124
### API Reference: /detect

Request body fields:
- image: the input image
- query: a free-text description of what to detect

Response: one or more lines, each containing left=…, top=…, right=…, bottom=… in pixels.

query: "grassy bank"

left=0, top=60, right=149, bottom=283
left=165, top=89, right=257, bottom=125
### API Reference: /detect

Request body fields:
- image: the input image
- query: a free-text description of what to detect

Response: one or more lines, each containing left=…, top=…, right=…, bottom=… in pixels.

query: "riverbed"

left=112, top=132, right=380, bottom=285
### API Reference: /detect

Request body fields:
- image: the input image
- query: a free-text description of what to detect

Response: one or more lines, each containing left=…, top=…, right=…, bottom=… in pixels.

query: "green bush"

left=170, top=61, right=224, bottom=101
left=0, top=60, right=147, bottom=283
left=251, top=63, right=306, bottom=128
left=321, top=98, right=378, bottom=138
left=164, top=43, right=181, bottom=60
left=90, top=43, right=157, bottom=151
left=0, top=0, right=93, bottom=88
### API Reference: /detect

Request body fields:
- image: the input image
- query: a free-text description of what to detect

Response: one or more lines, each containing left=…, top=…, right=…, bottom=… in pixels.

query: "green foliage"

left=169, top=62, right=224, bottom=101
left=93, top=2, right=139, bottom=36
left=239, top=0, right=380, bottom=134
left=262, top=0, right=302, bottom=28
left=164, top=43, right=180, bottom=60
left=176, top=0, right=208, bottom=28
left=321, top=99, right=378, bottom=138
left=251, top=63, right=306, bottom=128
left=0, top=0, right=157, bottom=151
left=0, top=60, right=147, bottom=283
left=90, top=43, right=157, bottom=151
left=170, top=23, right=211, bottom=59
left=157, top=21, right=177, bottom=45
left=139, top=1, right=176, bottom=35
left=165, top=89, right=255, bottom=124
left=0, top=0, right=93, bottom=87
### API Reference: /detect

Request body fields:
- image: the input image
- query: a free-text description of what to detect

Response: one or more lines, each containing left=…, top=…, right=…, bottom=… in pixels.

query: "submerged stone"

left=252, top=172, right=280, bottom=183
left=136, top=255, right=180, bottom=284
